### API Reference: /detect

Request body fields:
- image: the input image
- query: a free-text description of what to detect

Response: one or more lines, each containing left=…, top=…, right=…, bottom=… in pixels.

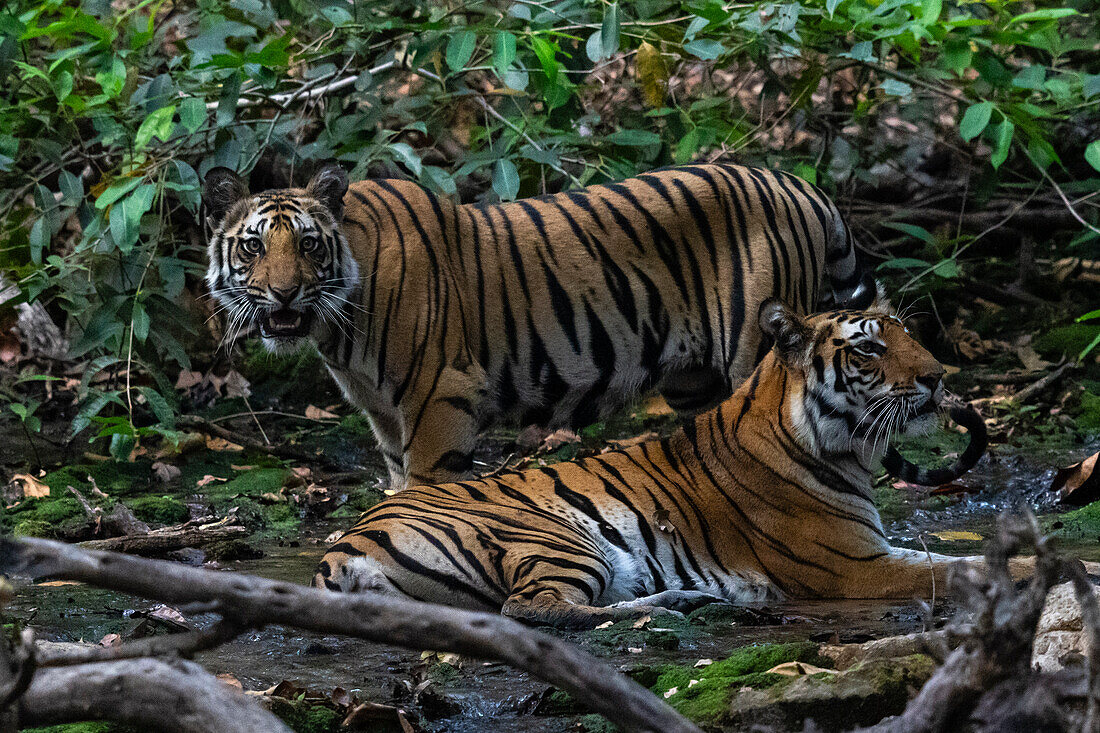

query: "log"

left=0, top=537, right=700, bottom=733
left=78, top=523, right=247, bottom=555
left=15, top=658, right=291, bottom=733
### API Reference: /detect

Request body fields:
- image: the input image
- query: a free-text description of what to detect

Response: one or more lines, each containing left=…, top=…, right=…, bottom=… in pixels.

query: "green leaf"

left=932, top=259, right=959, bottom=278
left=179, top=97, right=206, bottom=134
left=877, top=257, right=933, bottom=271
left=109, top=184, right=155, bottom=251
left=991, top=120, right=1014, bottom=169
left=1076, top=310, right=1100, bottom=323
left=881, top=222, right=935, bottom=244
left=920, top=0, right=941, bottom=25
left=606, top=129, right=662, bottom=147
left=1008, top=8, right=1077, bottom=24
left=137, top=385, right=176, bottom=427
left=492, top=32, right=517, bottom=78
left=881, top=79, right=912, bottom=97
left=135, top=104, right=176, bottom=150
left=389, top=142, right=422, bottom=176
left=600, top=3, right=620, bottom=59
left=826, top=0, right=842, bottom=18
left=531, top=37, right=558, bottom=83
left=132, top=300, right=150, bottom=342
left=96, top=177, right=141, bottom=209
left=1085, top=141, right=1100, bottom=174
left=216, top=73, right=241, bottom=127
left=959, top=101, right=993, bottom=142
left=446, top=30, right=476, bottom=72
left=94, top=56, right=125, bottom=97
left=54, top=69, right=73, bottom=101
left=683, top=39, right=726, bottom=61
left=29, top=218, right=48, bottom=265
left=492, top=158, right=520, bottom=201
left=59, top=170, right=83, bottom=206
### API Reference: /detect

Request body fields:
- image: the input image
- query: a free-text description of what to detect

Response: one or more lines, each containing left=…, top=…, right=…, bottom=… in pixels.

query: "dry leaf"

left=663, top=687, right=678, bottom=698
left=636, top=41, right=669, bottom=108
left=223, top=370, right=251, bottom=399
left=151, top=461, right=181, bottom=484
left=634, top=395, right=674, bottom=418
left=217, top=673, right=243, bottom=690
left=1014, top=337, right=1052, bottom=373
left=205, top=436, right=243, bottom=452
left=260, top=491, right=287, bottom=503
left=595, top=620, right=614, bottom=630
left=10, top=474, right=50, bottom=499
left=694, top=658, right=713, bottom=668
left=196, top=474, right=228, bottom=488
left=1051, top=452, right=1100, bottom=506
left=947, top=319, right=986, bottom=361
left=148, top=604, right=189, bottom=628
left=930, top=530, right=983, bottom=541
left=765, top=661, right=836, bottom=676
left=230, top=464, right=257, bottom=471
left=305, top=405, right=339, bottom=420
left=98, top=633, right=122, bottom=647
left=174, top=370, right=203, bottom=390
left=540, top=429, right=580, bottom=452
left=627, top=647, right=643, bottom=654
left=38, top=580, right=81, bottom=587
left=631, top=614, right=652, bottom=629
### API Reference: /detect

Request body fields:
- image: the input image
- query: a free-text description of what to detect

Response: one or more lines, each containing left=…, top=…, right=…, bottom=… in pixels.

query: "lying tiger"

left=314, top=301, right=1005, bottom=627
left=203, top=163, right=871, bottom=489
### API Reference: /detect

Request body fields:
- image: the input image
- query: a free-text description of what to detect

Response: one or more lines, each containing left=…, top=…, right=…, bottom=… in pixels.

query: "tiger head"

left=202, top=164, right=358, bottom=353
left=759, top=299, right=946, bottom=459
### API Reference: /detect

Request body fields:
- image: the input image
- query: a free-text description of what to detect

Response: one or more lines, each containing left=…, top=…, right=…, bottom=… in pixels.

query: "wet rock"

left=204, top=538, right=263, bottom=562
left=167, top=547, right=206, bottom=566
left=1033, top=581, right=1093, bottom=671
left=725, top=654, right=935, bottom=732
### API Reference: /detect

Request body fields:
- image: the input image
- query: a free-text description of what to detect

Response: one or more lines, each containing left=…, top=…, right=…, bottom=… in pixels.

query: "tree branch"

left=0, top=537, right=700, bottom=733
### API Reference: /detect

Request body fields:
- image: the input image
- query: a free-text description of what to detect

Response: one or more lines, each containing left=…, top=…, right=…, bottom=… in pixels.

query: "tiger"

left=313, top=300, right=1013, bottom=628
left=203, top=162, right=873, bottom=489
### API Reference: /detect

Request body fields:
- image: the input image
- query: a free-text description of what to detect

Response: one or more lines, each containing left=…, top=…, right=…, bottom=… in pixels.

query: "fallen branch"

left=36, top=619, right=244, bottom=668
left=0, top=537, right=701, bottom=733
left=177, top=414, right=347, bottom=469
left=14, top=658, right=291, bottom=733
left=1012, top=362, right=1074, bottom=404
left=77, top=516, right=246, bottom=556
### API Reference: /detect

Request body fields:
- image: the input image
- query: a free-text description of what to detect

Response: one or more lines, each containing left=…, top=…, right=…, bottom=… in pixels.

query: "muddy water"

left=6, top=434, right=1098, bottom=731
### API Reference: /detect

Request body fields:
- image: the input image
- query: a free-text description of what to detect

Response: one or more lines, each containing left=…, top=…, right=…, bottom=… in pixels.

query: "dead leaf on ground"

left=305, top=405, right=339, bottom=420
left=38, top=580, right=81, bottom=587
left=98, top=633, right=122, bottom=647
left=9, top=474, right=50, bottom=499
left=217, top=673, right=243, bottom=690
left=947, top=320, right=987, bottom=361
left=633, top=395, right=674, bottom=418
left=151, top=461, right=181, bottom=484
left=205, top=436, right=244, bottom=452
left=174, top=370, right=203, bottom=390
left=632, top=614, right=652, bottom=629
left=539, top=429, right=580, bottom=453
left=148, top=604, right=189, bottom=628
left=1051, top=452, right=1100, bottom=506
left=694, top=658, right=713, bottom=668
left=223, top=370, right=251, bottom=398
left=196, top=474, right=228, bottom=488
left=764, top=661, right=836, bottom=677
left=1014, top=336, right=1052, bottom=373
left=930, top=530, right=983, bottom=542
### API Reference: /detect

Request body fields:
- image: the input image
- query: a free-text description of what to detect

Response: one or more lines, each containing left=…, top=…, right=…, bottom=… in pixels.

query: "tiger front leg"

left=400, top=370, right=484, bottom=488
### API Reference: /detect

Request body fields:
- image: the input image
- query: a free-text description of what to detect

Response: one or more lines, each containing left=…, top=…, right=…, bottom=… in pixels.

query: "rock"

left=725, top=654, right=935, bottom=732
left=1033, top=581, right=1093, bottom=672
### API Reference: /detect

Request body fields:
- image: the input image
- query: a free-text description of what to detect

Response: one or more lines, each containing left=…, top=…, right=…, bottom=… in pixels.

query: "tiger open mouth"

left=259, top=308, right=313, bottom=339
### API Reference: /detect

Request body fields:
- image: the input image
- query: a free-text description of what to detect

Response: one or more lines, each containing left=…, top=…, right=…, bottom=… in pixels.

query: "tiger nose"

left=270, top=286, right=298, bottom=306
left=916, top=371, right=943, bottom=391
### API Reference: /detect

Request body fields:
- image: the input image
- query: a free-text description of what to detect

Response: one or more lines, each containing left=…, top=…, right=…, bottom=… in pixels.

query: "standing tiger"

left=203, top=163, right=871, bottom=489
left=314, top=301, right=1012, bottom=628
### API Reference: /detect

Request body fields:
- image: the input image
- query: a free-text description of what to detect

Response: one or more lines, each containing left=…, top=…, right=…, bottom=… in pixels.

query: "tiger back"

left=313, top=301, right=1002, bottom=628
left=204, top=163, right=872, bottom=489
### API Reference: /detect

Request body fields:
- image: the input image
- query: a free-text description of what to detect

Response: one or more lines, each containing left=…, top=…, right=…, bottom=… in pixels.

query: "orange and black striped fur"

left=314, top=301, right=997, bottom=628
left=204, top=163, right=871, bottom=489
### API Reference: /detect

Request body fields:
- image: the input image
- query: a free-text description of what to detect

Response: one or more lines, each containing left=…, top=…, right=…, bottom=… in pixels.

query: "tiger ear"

left=203, top=167, right=249, bottom=231
left=758, top=298, right=812, bottom=365
left=307, top=163, right=349, bottom=220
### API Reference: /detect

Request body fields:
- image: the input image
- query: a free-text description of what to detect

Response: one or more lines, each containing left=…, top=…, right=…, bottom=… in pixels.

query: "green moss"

left=587, top=610, right=693, bottom=650
left=126, top=496, right=189, bottom=525
left=1078, top=390, right=1100, bottom=435
left=13, top=519, right=54, bottom=537
left=650, top=642, right=832, bottom=727
left=32, top=497, right=84, bottom=524
left=24, top=724, right=137, bottom=733
left=578, top=714, right=618, bottom=733
left=1034, top=324, right=1100, bottom=360
left=1047, top=501, right=1100, bottom=540
left=264, top=698, right=341, bottom=733
left=213, top=468, right=291, bottom=499
left=428, top=661, right=461, bottom=686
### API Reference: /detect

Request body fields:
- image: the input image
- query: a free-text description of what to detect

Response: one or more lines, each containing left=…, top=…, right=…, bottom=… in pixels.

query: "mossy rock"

left=126, top=496, right=189, bottom=526
left=39, top=462, right=152, bottom=498
left=724, top=654, right=935, bottom=732
left=1078, top=390, right=1100, bottom=436
left=651, top=642, right=832, bottom=728
left=1047, top=501, right=1100, bottom=540
left=1034, top=324, right=1100, bottom=360
left=24, top=724, right=138, bottom=733
left=263, top=697, right=343, bottom=733
left=587, top=610, right=694, bottom=650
